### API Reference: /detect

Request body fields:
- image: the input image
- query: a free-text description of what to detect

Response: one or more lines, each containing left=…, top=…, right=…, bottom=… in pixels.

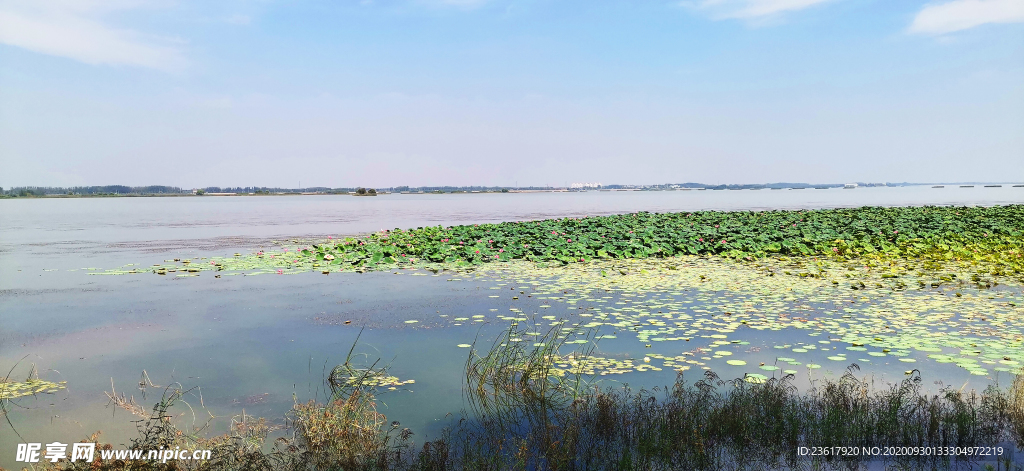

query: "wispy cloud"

left=909, top=0, right=1024, bottom=34
left=0, top=0, right=186, bottom=71
left=683, top=0, right=833, bottom=20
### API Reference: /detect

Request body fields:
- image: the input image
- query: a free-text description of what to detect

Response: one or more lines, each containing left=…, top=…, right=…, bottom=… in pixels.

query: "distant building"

left=844, top=183, right=858, bottom=189
left=570, top=182, right=602, bottom=189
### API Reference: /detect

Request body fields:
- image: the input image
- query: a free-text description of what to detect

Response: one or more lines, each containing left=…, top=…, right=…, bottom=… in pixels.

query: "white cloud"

left=910, top=0, right=1024, bottom=34
left=684, top=0, right=833, bottom=20
left=0, top=0, right=186, bottom=71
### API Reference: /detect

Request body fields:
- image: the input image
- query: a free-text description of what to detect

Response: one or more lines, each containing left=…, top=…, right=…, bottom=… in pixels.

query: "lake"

left=2, top=186, right=1023, bottom=468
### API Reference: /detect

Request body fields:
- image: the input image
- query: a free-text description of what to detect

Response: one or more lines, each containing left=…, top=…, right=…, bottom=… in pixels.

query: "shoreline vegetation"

left=9, top=325, right=1024, bottom=471
left=3, top=183, right=1024, bottom=198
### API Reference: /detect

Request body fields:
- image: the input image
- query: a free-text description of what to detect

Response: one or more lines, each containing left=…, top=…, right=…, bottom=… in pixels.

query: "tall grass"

left=1012, top=371, right=1024, bottom=448
left=28, top=327, right=1024, bottom=471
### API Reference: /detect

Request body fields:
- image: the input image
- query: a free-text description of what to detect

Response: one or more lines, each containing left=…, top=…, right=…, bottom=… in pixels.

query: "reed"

left=28, top=329, right=1024, bottom=471
left=1012, top=372, right=1024, bottom=448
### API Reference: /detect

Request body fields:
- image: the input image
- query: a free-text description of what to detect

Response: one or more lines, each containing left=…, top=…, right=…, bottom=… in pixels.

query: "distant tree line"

left=0, top=182, right=913, bottom=198
left=1, top=185, right=188, bottom=197
left=203, top=186, right=336, bottom=194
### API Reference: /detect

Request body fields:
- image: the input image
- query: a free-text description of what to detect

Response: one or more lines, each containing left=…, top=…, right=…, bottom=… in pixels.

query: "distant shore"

left=3, top=183, right=1023, bottom=199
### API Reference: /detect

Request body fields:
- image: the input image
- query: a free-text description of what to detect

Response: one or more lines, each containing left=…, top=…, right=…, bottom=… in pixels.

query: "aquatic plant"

left=327, top=329, right=415, bottom=394
left=57, top=205, right=1024, bottom=469
left=0, top=362, right=66, bottom=429
left=0, top=377, right=66, bottom=400
left=292, top=205, right=1024, bottom=272
left=451, top=332, right=1023, bottom=470
left=1013, top=371, right=1024, bottom=448
left=39, top=322, right=1024, bottom=470
left=439, top=256, right=1024, bottom=383
left=289, top=390, right=409, bottom=469
left=464, top=319, right=598, bottom=464
left=43, top=363, right=1022, bottom=471
left=127, top=205, right=1024, bottom=277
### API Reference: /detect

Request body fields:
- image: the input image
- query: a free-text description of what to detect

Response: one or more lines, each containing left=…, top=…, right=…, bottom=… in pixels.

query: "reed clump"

left=287, top=390, right=411, bottom=470
left=1012, top=371, right=1024, bottom=448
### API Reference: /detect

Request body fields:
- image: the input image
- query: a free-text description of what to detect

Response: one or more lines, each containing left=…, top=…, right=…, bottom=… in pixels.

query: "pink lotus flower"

left=475, top=250, right=480, bottom=253
left=277, top=269, right=283, bottom=274
left=698, top=238, right=703, bottom=242
left=567, top=239, right=572, bottom=242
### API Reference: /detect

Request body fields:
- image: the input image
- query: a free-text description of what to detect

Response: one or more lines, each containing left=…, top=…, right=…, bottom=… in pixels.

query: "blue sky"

left=1, top=0, right=1022, bottom=188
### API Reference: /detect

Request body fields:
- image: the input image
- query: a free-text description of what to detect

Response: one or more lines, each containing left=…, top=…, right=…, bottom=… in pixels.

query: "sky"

left=0, top=0, right=1022, bottom=188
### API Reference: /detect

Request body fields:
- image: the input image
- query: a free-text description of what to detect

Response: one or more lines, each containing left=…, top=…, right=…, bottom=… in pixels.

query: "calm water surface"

left=2, top=187, right=1023, bottom=467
